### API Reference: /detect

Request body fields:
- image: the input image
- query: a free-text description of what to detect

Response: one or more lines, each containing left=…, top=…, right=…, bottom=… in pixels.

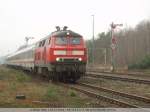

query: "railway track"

left=86, top=72, right=150, bottom=84
left=78, top=82, right=150, bottom=107
left=33, top=71, right=150, bottom=107
left=87, top=68, right=150, bottom=78
left=60, top=83, right=142, bottom=108
left=9, top=67, right=150, bottom=107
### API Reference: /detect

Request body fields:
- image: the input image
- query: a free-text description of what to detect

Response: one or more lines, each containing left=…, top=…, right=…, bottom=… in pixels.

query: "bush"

left=128, top=55, right=150, bottom=69
left=68, top=90, right=76, bottom=97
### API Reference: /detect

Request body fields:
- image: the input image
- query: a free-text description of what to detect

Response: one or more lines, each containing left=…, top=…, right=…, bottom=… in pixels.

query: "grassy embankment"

left=0, top=66, right=98, bottom=108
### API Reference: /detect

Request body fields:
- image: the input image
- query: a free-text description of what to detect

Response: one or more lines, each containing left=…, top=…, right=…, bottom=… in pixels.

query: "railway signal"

left=25, top=37, right=34, bottom=45
left=110, top=22, right=123, bottom=71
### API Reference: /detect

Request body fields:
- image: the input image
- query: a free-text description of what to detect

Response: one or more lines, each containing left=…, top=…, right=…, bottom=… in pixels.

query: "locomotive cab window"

left=38, top=40, right=46, bottom=47
left=55, top=37, right=67, bottom=45
left=70, top=37, right=81, bottom=45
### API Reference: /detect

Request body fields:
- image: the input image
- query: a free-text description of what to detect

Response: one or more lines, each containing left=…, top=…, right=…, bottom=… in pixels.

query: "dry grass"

left=0, top=66, right=101, bottom=108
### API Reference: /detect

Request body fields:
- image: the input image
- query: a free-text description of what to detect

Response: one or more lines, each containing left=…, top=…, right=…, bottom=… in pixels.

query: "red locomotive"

left=6, top=26, right=87, bottom=82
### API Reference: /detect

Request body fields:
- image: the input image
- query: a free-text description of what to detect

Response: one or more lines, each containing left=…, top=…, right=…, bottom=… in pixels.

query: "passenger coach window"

left=70, top=38, right=80, bottom=45
left=55, top=37, right=67, bottom=45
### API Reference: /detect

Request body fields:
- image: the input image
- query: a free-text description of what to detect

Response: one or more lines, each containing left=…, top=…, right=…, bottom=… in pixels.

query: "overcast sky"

left=0, top=0, right=150, bottom=56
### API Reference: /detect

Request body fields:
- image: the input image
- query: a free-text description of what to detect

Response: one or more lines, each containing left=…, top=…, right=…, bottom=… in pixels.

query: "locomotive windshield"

left=55, top=37, right=67, bottom=45
left=55, top=37, right=81, bottom=45
left=70, top=38, right=81, bottom=45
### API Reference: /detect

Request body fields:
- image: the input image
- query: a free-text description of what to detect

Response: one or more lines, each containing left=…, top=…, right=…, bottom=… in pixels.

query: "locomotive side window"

left=70, top=38, right=81, bottom=45
left=49, top=38, right=51, bottom=44
left=55, top=37, right=67, bottom=45
left=41, top=40, right=46, bottom=46
left=38, top=41, right=42, bottom=47
left=45, top=38, right=50, bottom=45
left=38, top=40, right=46, bottom=47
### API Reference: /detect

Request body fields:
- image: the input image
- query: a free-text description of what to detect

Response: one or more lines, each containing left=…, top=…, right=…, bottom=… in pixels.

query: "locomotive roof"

left=36, top=30, right=82, bottom=44
left=51, top=30, right=82, bottom=37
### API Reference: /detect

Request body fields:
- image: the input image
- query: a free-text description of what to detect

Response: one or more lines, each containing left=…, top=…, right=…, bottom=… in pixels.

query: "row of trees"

left=86, top=20, right=150, bottom=69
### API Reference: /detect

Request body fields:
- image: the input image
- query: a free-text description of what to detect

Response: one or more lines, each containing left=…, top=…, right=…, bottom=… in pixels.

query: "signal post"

left=110, top=22, right=123, bottom=72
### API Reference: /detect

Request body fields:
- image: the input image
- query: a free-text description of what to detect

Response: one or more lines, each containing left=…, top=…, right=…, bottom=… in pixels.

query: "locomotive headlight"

left=72, top=50, right=84, bottom=55
left=54, top=50, right=67, bottom=55
left=78, top=58, right=82, bottom=61
left=56, top=58, right=60, bottom=61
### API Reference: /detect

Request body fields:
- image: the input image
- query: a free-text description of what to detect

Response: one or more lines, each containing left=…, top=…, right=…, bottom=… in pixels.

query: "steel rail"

left=87, top=68, right=150, bottom=78
left=86, top=72, right=150, bottom=84
left=61, top=83, right=138, bottom=108
left=78, top=82, right=150, bottom=104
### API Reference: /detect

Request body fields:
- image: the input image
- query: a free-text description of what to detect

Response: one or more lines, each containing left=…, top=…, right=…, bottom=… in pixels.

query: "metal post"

left=92, top=15, right=95, bottom=67
left=110, top=24, right=115, bottom=71
left=104, top=48, right=107, bottom=65
left=110, top=22, right=123, bottom=72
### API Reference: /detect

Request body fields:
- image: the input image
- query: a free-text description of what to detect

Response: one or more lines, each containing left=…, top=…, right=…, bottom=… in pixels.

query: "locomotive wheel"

left=69, top=73, right=76, bottom=83
left=62, top=73, right=67, bottom=83
left=54, top=73, right=59, bottom=82
left=42, top=68, right=48, bottom=77
left=49, top=71, right=55, bottom=81
left=51, top=72, right=59, bottom=82
left=34, top=67, right=38, bottom=74
left=48, top=71, right=52, bottom=80
left=58, top=72, right=63, bottom=82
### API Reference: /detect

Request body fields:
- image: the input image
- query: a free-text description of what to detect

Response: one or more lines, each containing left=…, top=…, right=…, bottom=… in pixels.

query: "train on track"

left=6, top=26, right=87, bottom=82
